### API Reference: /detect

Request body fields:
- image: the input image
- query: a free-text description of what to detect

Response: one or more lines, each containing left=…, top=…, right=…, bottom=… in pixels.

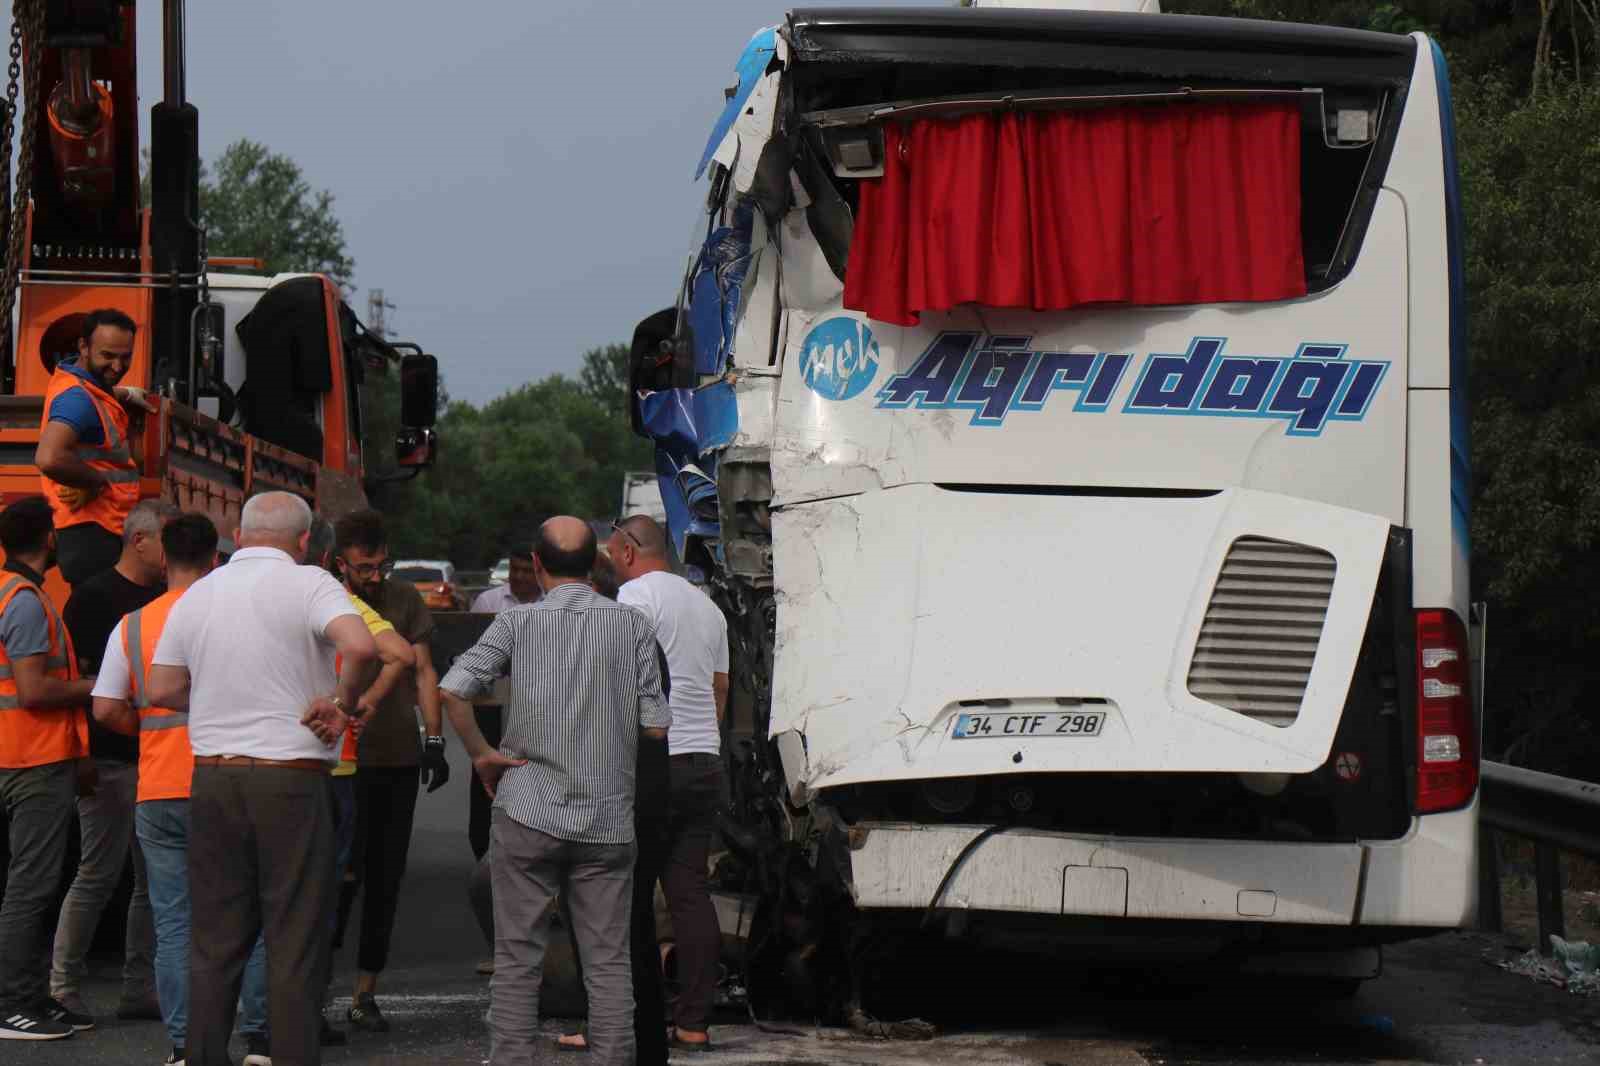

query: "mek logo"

left=799, top=317, right=881, bottom=401
left=873, top=333, right=1389, bottom=437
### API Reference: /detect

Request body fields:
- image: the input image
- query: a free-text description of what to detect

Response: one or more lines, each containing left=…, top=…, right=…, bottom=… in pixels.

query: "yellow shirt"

left=331, top=594, right=396, bottom=777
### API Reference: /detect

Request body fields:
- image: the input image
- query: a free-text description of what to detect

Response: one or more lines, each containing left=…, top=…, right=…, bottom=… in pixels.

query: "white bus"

left=629, top=1, right=1477, bottom=999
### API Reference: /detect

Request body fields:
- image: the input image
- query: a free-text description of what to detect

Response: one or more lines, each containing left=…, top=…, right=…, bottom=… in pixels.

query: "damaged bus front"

left=630, top=4, right=1478, bottom=1006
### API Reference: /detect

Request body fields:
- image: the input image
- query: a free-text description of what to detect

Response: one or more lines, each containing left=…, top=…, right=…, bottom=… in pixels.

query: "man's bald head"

left=607, top=514, right=672, bottom=582
left=535, top=516, right=597, bottom=579
left=237, top=491, right=313, bottom=560
left=618, top=515, right=668, bottom=557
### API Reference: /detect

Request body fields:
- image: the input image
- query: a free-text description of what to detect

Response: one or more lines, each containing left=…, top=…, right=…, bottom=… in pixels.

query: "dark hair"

left=161, top=513, right=219, bottom=569
left=0, top=496, right=54, bottom=556
left=535, top=523, right=597, bottom=579
left=589, top=553, right=620, bottom=600
left=335, top=508, right=387, bottom=555
left=81, top=308, right=137, bottom=345
left=509, top=544, right=535, bottom=563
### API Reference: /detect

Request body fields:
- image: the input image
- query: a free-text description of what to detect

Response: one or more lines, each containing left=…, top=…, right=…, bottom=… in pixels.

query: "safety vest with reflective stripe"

left=0, top=573, right=86, bottom=769
left=123, top=589, right=190, bottom=803
left=41, top=365, right=141, bottom=536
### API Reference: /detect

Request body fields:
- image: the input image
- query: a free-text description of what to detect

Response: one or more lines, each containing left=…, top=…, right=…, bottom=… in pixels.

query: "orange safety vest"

left=0, top=572, right=86, bottom=768
left=123, top=589, right=190, bottom=803
left=41, top=365, right=142, bottom=535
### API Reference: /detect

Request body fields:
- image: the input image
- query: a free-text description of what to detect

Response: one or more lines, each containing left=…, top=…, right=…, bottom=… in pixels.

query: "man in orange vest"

left=0, top=496, right=95, bottom=1042
left=35, top=309, right=154, bottom=587
left=90, top=513, right=271, bottom=1066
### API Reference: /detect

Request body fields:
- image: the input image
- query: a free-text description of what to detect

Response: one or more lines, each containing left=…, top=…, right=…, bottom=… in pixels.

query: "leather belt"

left=194, top=755, right=329, bottom=773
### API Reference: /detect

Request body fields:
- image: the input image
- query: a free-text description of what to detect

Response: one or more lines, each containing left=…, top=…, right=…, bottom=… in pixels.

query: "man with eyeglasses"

left=328, top=509, right=448, bottom=1034
left=605, top=515, right=728, bottom=1053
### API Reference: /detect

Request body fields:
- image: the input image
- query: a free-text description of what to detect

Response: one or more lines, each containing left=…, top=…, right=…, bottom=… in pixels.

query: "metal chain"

left=0, top=7, right=25, bottom=332
left=0, top=0, right=41, bottom=324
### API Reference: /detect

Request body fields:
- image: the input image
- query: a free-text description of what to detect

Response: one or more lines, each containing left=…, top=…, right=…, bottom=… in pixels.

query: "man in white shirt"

left=605, top=515, right=728, bottom=1052
left=470, top=546, right=540, bottom=616
left=146, top=492, right=378, bottom=1066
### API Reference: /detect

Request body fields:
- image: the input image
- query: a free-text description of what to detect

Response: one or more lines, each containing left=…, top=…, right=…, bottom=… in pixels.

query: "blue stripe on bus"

left=1432, top=38, right=1471, bottom=556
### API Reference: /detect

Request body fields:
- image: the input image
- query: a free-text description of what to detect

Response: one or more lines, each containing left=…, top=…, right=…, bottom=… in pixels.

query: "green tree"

left=579, top=343, right=632, bottom=414
left=141, top=139, right=355, bottom=284
left=199, top=140, right=355, bottom=286
left=385, top=371, right=653, bottom=566
left=1454, top=76, right=1600, bottom=771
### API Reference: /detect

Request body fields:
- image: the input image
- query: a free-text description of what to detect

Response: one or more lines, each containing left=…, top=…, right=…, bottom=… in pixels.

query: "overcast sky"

left=119, top=1, right=921, bottom=406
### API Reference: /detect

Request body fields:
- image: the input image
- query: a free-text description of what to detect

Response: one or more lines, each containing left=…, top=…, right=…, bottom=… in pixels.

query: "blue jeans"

left=137, top=799, right=269, bottom=1046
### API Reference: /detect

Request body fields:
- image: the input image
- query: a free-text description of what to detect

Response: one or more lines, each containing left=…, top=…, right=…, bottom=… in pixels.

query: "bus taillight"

left=1414, top=608, right=1478, bottom=814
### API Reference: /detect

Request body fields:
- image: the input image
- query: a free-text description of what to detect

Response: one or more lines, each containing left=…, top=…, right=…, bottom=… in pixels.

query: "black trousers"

left=188, top=764, right=335, bottom=1066
left=350, top=767, right=419, bottom=975
left=56, top=521, right=122, bottom=587
left=661, top=753, right=724, bottom=1032
left=467, top=706, right=502, bottom=861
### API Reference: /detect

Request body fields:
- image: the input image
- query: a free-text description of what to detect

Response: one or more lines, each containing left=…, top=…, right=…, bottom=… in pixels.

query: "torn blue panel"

left=696, top=27, right=779, bottom=181
left=639, top=388, right=698, bottom=459
left=693, top=380, right=739, bottom=453
left=654, top=450, right=693, bottom=561
left=688, top=201, right=754, bottom=376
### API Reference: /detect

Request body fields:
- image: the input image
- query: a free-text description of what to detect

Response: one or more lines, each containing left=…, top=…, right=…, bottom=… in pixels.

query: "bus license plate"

left=952, top=710, right=1105, bottom=740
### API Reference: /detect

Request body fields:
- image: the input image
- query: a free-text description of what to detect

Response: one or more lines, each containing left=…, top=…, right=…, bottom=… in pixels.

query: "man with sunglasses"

left=329, top=509, right=448, bottom=1034
left=605, top=515, right=728, bottom=1053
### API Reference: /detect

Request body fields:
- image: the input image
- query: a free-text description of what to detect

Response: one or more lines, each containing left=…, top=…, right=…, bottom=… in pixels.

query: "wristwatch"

left=331, top=696, right=350, bottom=713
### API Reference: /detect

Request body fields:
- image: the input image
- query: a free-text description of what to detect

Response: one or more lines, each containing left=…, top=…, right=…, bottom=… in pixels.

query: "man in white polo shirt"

left=605, top=515, right=728, bottom=1053
left=146, top=492, right=378, bottom=1066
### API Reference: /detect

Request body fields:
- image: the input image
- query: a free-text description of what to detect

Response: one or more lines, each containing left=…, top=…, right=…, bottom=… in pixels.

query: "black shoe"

left=39, top=996, right=95, bottom=1031
left=117, top=993, right=164, bottom=1021
left=241, top=1033, right=271, bottom=1065
left=320, top=1015, right=348, bottom=1046
left=0, top=1009, right=73, bottom=1041
left=347, top=994, right=389, bottom=1033
left=166, top=1047, right=188, bottom=1065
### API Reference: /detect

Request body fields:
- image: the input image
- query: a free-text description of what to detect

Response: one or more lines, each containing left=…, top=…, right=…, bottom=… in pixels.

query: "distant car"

left=489, top=558, right=510, bottom=586
left=392, top=559, right=467, bottom=611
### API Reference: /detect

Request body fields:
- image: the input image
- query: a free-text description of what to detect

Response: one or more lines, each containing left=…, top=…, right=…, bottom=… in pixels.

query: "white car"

left=489, top=558, right=511, bottom=586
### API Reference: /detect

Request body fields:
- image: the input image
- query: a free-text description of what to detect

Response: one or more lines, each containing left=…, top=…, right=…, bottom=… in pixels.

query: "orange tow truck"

left=0, top=0, right=439, bottom=606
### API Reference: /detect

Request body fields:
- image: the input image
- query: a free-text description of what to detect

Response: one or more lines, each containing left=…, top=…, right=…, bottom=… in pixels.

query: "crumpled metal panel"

left=697, top=26, right=781, bottom=180
left=688, top=201, right=755, bottom=377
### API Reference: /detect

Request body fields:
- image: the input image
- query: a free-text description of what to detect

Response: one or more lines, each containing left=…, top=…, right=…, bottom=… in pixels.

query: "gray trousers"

left=188, top=764, right=335, bottom=1066
left=489, top=810, right=635, bottom=1066
left=51, top=759, right=156, bottom=1003
left=0, top=760, right=76, bottom=1011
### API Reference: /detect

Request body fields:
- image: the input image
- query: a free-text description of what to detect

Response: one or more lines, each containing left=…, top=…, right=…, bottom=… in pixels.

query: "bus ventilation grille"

left=1187, top=536, right=1336, bottom=728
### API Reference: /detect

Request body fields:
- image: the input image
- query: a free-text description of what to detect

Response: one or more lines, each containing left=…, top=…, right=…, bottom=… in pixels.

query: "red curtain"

left=842, top=102, right=1307, bottom=327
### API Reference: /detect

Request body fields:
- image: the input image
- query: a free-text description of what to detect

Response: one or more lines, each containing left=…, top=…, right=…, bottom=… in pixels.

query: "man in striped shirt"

left=440, top=516, right=669, bottom=1066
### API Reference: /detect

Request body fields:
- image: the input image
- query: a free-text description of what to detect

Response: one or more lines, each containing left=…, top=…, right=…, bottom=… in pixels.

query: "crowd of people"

left=0, top=311, right=734, bottom=1066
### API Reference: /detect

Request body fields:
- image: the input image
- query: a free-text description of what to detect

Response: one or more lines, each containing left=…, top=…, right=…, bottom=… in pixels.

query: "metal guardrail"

left=1478, top=759, right=1600, bottom=954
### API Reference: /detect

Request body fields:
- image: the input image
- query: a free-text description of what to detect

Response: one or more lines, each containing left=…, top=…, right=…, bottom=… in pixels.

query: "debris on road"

left=1494, top=937, right=1600, bottom=995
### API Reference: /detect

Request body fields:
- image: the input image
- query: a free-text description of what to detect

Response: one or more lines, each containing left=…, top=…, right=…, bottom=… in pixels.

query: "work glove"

left=421, top=735, right=451, bottom=793
left=114, top=385, right=157, bottom=412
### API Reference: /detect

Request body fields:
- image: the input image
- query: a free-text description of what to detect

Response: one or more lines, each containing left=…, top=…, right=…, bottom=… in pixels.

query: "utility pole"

left=367, top=288, right=396, bottom=340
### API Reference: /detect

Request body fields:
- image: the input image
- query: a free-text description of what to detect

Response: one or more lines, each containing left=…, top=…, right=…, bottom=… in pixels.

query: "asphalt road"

left=23, top=741, right=1600, bottom=1066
